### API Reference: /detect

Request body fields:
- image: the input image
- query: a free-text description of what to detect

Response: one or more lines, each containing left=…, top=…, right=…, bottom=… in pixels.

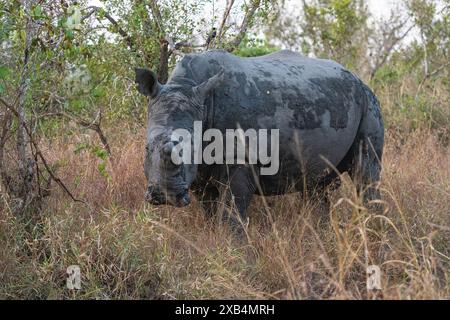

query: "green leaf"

left=0, top=84, right=4, bottom=94
left=33, top=5, right=43, bottom=18
left=97, top=162, right=107, bottom=177
left=65, top=29, right=74, bottom=39
left=92, top=86, right=106, bottom=98
left=92, top=146, right=108, bottom=160
left=0, top=66, right=9, bottom=79
left=74, top=142, right=90, bottom=154
left=69, top=99, right=88, bottom=112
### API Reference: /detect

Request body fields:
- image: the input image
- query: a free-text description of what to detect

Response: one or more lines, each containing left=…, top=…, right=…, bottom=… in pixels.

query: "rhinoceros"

left=135, top=49, right=384, bottom=227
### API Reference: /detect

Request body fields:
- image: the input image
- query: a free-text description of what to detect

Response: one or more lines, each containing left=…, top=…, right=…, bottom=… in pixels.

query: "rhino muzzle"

left=145, top=185, right=191, bottom=207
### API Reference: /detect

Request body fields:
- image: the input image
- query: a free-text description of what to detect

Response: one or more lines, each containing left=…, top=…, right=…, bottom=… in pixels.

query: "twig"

left=216, top=0, right=235, bottom=46
left=0, top=97, right=86, bottom=204
left=370, top=16, right=413, bottom=79
left=417, top=60, right=450, bottom=93
left=229, top=0, right=261, bottom=51
left=0, top=107, right=13, bottom=195
left=82, top=6, right=136, bottom=53
left=65, top=111, right=112, bottom=157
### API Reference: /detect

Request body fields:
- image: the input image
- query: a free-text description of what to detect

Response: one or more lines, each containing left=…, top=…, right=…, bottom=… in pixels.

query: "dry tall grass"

left=0, top=124, right=448, bottom=299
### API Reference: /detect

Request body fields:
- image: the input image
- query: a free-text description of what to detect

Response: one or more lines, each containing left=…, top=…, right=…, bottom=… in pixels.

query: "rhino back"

left=170, top=50, right=365, bottom=131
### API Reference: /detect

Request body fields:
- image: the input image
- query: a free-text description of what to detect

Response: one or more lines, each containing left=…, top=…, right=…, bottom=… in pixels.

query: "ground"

left=0, top=128, right=449, bottom=299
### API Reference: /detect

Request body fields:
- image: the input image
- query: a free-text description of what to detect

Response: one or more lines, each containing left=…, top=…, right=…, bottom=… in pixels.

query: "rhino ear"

left=194, top=69, right=225, bottom=102
left=135, top=68, right=161, bottom=98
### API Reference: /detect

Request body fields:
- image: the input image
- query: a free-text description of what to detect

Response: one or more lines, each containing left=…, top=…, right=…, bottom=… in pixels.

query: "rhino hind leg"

left=335, top=93, right=384, bottom=208
left=353, top=138, right=382, bottom=204
left=347, top=104, right=384, bottom=208
left=334, top=136, right=382, bottom=209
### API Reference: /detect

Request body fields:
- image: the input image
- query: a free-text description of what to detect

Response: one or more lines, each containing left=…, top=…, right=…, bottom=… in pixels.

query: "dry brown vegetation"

left=1, top=123, right=448, bottom=299
left=1, top=0, right=449, bottom=301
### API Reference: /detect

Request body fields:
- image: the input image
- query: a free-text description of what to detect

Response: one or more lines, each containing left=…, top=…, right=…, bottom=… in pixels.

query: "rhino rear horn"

left=194, top=69, right=225, bottom=102
left=135, top=68, right=161, bottom=98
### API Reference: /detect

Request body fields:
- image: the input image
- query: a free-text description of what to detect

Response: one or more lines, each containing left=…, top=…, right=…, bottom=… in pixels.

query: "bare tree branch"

left=0, top=97, right=86, bottom=204
left=229, top=0, right=261, bottom=51
left=63, top=111, right=112, bottom=158
left=15, top=0, right=36, bottom=212
left=370, top=15, right=414, bottom=79
left=216, top=0, right=236, bottom=47
left=146, top=0, right=171, bottom=83
left=148, top=0, right=165, bottom=37
left=0, top=107, right=13, bottom=195
left=417, top=60, right=450, bottom=93
left=82, top=6, right=135, bottom=52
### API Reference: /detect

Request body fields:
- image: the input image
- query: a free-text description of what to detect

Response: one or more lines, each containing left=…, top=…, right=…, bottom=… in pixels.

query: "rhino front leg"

left=217, top=165, right=256, bottom=231
left=193, top=184, right=220, bottom=218
left=194, top=165, right=256, bottom=231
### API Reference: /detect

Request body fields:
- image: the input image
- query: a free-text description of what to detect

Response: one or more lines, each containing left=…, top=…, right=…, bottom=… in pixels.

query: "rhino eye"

left=163, top=151, right=182, bottom=168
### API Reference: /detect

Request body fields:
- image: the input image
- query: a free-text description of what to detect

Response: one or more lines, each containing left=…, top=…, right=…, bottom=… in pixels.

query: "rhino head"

left=135, top=67, right=224, bottom=207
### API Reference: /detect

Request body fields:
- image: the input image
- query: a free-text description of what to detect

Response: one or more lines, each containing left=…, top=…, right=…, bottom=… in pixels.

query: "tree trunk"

left=15, top=0, right=36, bottom=213
left=158, top=38, right=169, bottom=84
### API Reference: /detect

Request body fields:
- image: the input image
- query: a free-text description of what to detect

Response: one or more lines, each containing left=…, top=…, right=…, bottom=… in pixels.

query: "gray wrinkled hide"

left=142, top=50, right=384, bottom=228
